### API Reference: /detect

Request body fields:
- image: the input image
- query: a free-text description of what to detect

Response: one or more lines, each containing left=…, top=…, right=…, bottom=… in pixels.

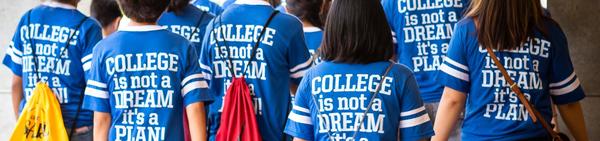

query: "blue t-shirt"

left=437, top=18, right=585, bottom=140
left=199, top=1, right=312, bottom=140
left=159, top=4, right=215, bottom=53
left=83, top=25, right=212, bottom=141
left=381, top=0, right=470, bottom=103
left=303, top=27, right=323, bottom=64
left=192, top=0, right=224, bottom=16
left=284, top=61, right=434, bottom=141
left=222, top=0, right=236, bottom=9
left=2, top=2, right=102, bottom=128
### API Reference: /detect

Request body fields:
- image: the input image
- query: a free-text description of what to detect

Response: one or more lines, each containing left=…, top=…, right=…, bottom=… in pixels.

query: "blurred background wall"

left=0, top=0, right=597, bottom=140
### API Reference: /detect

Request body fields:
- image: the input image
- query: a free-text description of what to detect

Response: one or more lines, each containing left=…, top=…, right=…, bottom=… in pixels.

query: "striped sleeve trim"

left=182, top=81, right=209, bottom=97
left=182, top=74, right=204, bottom=86
left=290, top=69, right=307, bottom=78
left=549, top=72, right=576, bottom=87
left=87, top=80, right=107, bottom=88
left=81, top=54, right=93, bottom=63
left=82, top=62, right=92, bottom=71
left=440, top=63, right=469, bottom=82
left=444, top=57, right=468, bottom=71
left=200, top=63, right=213, bottom=73
left=85, top=87, right=108, bottom=99
left=289, top=112, right=312, bottom=125
left=400, top=106, right=426, bottom=117
left=550, top=78, right=581, bottom=96
left=290, top=58, right=313, bottom=73
left=399, top=113, right=430, bottom=128
left=293, top=105, right=310, bottom=114
left=6, top=44, right=22, bottom=65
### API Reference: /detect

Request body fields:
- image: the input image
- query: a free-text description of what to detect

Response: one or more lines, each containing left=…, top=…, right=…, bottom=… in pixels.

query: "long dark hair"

left=286, top=0, right=330, bottom=28
left=319, top=0, right=393, bottom=64
left=467, top=0, right=549, bottom=50
left=167, top=0, right=191, bottom=14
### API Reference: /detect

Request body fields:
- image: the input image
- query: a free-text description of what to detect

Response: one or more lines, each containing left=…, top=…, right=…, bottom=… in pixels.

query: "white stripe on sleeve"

left=550, top=78, right=581, bottom=96
left=200, top=63, right=213, bottom=73
left=293, top=105, right=310, bottom=114
left=444, top=58, right=469, bottom=71
left=85, top=87, right=108, bottom=99
left=400, top=106, right=426, bottom=117
left=81, top=54, right=93, bottom=63
left=290, top=58, right=313, bottom=73
left=6, top=48, right=22, bottom=65
left=440, top=64, right=469, bottom=82
left=399, top=114, right=430, bottom=128
left=82, top=62, right=91, bottom=71
left=182, top=81, right=207, bottom=97
left=87, top=80, right=107, bottom=88
left=290, top=69, right=307, bottom=78
left=289, top=112, right=312, bottom=125
left=549, top=72, right=576, bottom=87
left=181, top=74, right=204, bottom=86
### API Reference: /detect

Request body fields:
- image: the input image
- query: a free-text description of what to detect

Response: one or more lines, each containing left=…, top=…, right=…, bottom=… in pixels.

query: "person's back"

left=437, top=16, right=584, bottom=141
left=287, top=61, right=433, bottom=141
left=199, top=0, right=312, bottom=140
left=83, top=0, right=211, bottom=140
left=284, top=1, right=433, bottom=141
left=159, top=2, right=215, bottom=52
left=434, top=0, right=589, bottom=140
left=3, top=1, right=102, bottom=139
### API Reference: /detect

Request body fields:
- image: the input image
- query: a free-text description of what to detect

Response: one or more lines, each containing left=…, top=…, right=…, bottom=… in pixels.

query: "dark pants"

left=66, top=126, right=93, bottom=141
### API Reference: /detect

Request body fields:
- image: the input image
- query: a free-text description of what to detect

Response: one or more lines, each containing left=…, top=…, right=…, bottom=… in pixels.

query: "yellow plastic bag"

left=10, top=82, right=69, bottom=141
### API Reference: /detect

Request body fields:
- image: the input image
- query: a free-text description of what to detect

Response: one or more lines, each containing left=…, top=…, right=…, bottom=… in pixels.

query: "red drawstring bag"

left=214, top=11, right=280, bottom=141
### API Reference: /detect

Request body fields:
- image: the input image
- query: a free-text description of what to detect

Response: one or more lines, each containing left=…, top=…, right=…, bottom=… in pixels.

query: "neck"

left=129, top=21, right=157, bottom=26
left=58, top=1, right=78, bottom=8
left=301, top=19, right=314, bottom=28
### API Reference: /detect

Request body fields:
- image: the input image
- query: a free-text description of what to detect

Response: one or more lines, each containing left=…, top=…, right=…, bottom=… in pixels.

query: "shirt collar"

left=42, top=1, right=77, bottom=10
left=303, top=27, right=322, bottom=32
left=234, top=0, right=271, bottom=6
left=119, top=25, right=166, bottom=32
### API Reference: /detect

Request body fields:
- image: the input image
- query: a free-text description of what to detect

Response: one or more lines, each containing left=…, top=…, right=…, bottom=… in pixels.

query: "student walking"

left=83, top=0, right=212, bottom=140
left=284, top=0, right=433, bottom=141
left=199, top=0, right=312, bottom=140
left=3, top=0, right=103, bottom=140
left=434, top=0, right=589, bottom=140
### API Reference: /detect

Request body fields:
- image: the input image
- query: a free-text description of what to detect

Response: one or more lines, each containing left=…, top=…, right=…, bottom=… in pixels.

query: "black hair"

left=319, top=0, right=394, bottom=64
left=286, top=0, right=326, bottom=28
left=91, top=0, right=122, bottom=27
left=167, top=0, right=191, bottom=14
left=53, top=0, right=79, bottom=4
left=118, top=0, right=169, bottom=23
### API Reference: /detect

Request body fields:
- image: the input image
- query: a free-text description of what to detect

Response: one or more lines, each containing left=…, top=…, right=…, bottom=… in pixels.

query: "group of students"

left=3, top=0, right=590, bottom=140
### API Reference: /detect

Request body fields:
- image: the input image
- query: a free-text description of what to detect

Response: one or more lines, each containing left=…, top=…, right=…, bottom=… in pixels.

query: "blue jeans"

left=425, top=102, right=462, bottom=141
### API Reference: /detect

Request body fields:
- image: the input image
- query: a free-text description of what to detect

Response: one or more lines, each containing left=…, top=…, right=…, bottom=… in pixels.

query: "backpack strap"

left=67, top=17, right=91, bottom=139
left=188, top=11, right=207, bottom=41
left=243, top=10, right=279, bottom=77
left=484, top=46, right=563, bottom=141
left=26, top=10, right=42, bottom=82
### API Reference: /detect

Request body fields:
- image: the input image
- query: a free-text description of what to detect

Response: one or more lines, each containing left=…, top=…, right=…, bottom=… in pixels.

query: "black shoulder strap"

left=242, top=10, right=279, bottom=77
left=214, top=10, right=279, bottom=78
left=188, top=11, right=207, bottom=41
left=68, top=17, right=91, bottom=139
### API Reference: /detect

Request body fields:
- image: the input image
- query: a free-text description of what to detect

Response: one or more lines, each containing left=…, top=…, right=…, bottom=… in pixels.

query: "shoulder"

left=455, top=17, right=476, bottom=30
left=390, top=63, right=415, bottom=79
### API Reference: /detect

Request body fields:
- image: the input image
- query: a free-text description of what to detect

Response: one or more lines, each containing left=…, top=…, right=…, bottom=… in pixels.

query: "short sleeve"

left=80, top=20, right=103, bottom=74
left=287, top=25, right=312, bottom=84
left=284, top=73, right=314, bottom=140
left=181, top=43, right=212, bottom=107
left=83, top=47, right=111, bottom=113
left=398, top=74, right=434, bottom=141
left=437, top=22, right=470, bottom=93
left=381, top=0, right=400, bottom=59
left=548, top=28, right=585, bottom=105
left=3, top=15, right=26, bottom=77
left=199, top=20, right=215, bottom=85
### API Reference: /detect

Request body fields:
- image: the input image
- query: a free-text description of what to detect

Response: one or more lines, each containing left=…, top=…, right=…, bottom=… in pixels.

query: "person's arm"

left=11, top=75, right=23, bottom=119
left=290, top=83, right=298, bottom=96
left=557, top=102, right=589, bottom=141
left=186, top=102, right=207, bottom=141
left=293, top=138, right=307, bottom=141
left=431, top=87, right=466, bottom=141
left=94, top=112, right=112, bottom=141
